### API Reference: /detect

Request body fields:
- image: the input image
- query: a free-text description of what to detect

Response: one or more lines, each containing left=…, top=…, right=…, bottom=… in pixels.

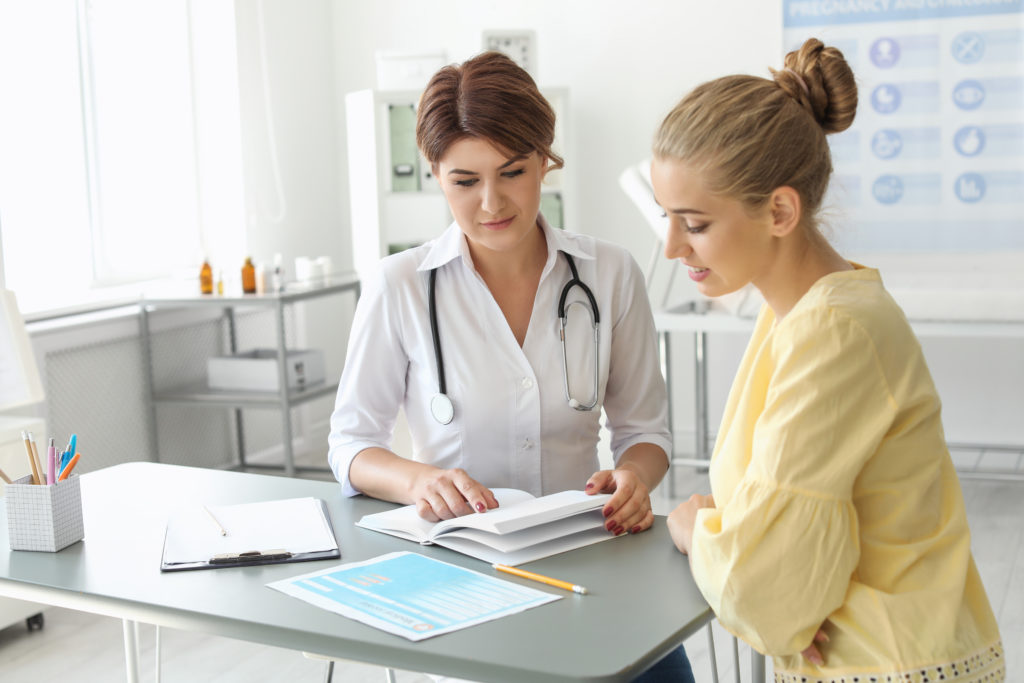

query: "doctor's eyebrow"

left=446, top=155, right=529, bottom=176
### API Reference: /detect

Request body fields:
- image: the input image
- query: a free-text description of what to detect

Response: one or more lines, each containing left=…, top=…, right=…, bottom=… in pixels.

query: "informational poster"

left=783, top=1, right=1024, bottom=255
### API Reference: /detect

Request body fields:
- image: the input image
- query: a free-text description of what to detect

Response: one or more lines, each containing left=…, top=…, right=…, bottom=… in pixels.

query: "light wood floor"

left=1, top=466, right=1020, bottom=683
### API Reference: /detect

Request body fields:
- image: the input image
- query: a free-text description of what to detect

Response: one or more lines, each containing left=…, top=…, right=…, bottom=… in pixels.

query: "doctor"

left=328, top=51, right=671, bottom=537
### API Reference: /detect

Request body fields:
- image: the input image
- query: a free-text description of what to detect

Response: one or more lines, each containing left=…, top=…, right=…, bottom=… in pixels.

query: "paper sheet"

left=267, top=551, right=560, bottom=641
left=162, top=497, right=336, bottom=565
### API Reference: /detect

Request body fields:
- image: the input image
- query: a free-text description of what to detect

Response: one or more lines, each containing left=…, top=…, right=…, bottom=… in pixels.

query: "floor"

left=0, top=461, right=1021, bottom=683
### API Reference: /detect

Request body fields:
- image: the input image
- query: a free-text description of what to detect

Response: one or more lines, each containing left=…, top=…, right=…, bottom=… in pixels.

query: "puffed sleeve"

left=602, top=250, right=672, bottom=464
left=688, top=308, right=897, bottom=656
left=327, top=263, right=409, bottom=496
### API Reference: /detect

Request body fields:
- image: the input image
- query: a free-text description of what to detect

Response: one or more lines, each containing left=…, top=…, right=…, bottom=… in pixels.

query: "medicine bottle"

left=241, top=257, right=256, bottom=294
left=200, top=259, right=213, bottom=294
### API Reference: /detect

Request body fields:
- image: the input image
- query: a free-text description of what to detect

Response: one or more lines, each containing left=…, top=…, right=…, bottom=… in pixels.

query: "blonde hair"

left=653, top=38, right=857, bottom=226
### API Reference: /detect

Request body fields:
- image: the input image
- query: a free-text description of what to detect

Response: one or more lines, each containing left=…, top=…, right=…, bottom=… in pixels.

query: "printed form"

left=268, top=551, right=560, bottom=640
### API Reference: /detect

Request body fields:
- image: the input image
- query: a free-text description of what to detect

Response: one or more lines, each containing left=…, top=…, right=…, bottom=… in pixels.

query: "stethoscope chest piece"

left=431, top=393, right=454, bottom=425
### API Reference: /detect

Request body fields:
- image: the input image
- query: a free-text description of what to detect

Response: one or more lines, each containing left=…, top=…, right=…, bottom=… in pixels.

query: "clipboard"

left=160, top=497, right=341, bottom=572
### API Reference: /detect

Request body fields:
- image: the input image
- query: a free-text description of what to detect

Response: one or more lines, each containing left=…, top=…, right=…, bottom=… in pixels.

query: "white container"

left=5, top=474, right=84, bottom=552
left=207, top=349, right=326, bottom=392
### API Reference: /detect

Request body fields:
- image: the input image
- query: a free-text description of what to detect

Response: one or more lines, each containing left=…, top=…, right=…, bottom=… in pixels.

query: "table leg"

left=660, top=330, right=675, bottom=498
left=694, top=330, right=708, bottom=464
left=751, top=649, right=766, bottom=683
left=122, top=619, right=140, bottom=683
left=275, top=300, right=296, bottom=477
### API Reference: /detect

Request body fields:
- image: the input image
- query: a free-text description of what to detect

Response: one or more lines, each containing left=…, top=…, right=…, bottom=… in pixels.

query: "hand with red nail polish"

left=584, top=465, right=657, bottom=535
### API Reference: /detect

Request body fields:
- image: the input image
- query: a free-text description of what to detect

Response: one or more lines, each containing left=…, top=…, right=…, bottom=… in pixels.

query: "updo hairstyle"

left=416, top=51, right=564, bottom=172
left=653, top=38, right=857, bottom=228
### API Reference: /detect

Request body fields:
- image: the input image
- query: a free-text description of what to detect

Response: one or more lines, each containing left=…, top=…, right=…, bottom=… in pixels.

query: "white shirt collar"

left=417, top=213, right=595, bottom=274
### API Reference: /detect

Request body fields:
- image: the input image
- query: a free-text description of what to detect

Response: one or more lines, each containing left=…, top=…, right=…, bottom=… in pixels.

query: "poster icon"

left=954, top=173, right=986, bottom=203
left=871, top=129, right=903, bottom=159
left=871, top=85, right=902, bottom=114
left=954, top=126, right=986, bottom=157
left=872, top=175, right=904, bottom=204
left=953, top=80, right=986, bottom=110
left=870, top=38, right=900, bottom=68
left=951, top=32, right=985, bottom=64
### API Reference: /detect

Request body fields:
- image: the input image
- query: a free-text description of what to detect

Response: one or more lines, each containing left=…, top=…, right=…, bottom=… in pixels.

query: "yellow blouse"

left=689, top=267, right=1004, bottom=682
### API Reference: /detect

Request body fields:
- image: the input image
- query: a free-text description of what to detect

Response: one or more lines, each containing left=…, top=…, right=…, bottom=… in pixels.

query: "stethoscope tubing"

left=428, top=251, right=600, bottom=424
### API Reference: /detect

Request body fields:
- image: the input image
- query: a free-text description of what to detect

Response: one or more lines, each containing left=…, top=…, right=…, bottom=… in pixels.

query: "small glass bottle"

left=241, top=257, right=256, bottom=294
left=199, top=258, right=213, bottom=294
left=216, top=269, right=225, bottom=295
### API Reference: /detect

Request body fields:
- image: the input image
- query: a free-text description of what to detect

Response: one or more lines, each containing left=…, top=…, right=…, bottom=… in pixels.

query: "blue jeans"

left=632, top=643, right=695, bottom=683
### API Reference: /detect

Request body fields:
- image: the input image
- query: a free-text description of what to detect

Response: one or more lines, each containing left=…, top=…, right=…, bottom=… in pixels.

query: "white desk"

left=0, top=462, right=722, bottom=683
left=655, top=304, right=1024, bottom=496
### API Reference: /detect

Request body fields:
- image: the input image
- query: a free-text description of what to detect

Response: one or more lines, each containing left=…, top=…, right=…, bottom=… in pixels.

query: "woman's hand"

left=666, top=493, right=715, bottom=555
left=410, top=468, right=499, bottom=522
left=584, top=468, right=654, bottom=535
left=800, top=626, right=829, bottom=666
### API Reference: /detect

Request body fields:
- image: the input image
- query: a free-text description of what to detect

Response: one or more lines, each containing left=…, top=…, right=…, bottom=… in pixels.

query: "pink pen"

left=47, top=438, right=56, bottom=485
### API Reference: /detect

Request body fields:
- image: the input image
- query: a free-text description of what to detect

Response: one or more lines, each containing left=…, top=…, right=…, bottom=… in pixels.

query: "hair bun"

left=774, top=38, right=857, bottom=134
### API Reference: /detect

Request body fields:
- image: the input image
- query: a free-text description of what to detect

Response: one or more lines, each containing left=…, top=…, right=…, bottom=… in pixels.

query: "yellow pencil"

left=492, top=563, right=589, bottom=595
left=0, top=465, right=10, bottom=484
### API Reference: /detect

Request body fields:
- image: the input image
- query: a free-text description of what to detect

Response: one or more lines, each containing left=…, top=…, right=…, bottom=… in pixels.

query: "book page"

left=435, top=525, right=621, bottom=566
left=432, top=490, right=611, bottom=536
left=355, top=488, right=537, bottom=541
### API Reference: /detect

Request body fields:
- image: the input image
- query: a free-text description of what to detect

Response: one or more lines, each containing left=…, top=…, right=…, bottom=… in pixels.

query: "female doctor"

left=328, top=51, right=672, bottom=538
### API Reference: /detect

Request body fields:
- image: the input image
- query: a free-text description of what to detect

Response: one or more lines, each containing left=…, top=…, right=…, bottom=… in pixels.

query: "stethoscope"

left=428, top=251, right=601, bottom=425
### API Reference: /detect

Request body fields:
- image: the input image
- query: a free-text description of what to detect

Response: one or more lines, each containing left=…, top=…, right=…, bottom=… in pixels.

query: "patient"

left=654, top=37, right=1004, bottom=682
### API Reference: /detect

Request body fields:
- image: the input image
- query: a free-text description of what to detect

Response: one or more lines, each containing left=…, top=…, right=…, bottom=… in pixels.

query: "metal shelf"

left=152, top=380, right=337, bottom=408
left=140, top=274, right=360, bottom=476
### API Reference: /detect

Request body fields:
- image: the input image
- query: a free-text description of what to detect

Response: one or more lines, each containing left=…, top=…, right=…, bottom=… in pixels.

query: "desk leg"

left=694, top=330, right=709, bottom=465
left=751, top=649, right=766, bottom=683
left=275, top=299, right=296, bottom=477
left=140, top=306, right=159, bottom=462
left=225, top=308, right=248, bottom=468
left=122, top=619, right=140, bottom=683
left=660, top=331, right=676, bottom=499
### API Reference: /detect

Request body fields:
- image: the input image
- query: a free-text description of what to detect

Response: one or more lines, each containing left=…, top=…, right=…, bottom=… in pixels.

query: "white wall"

left=231, top=0, right=1022, bottom=456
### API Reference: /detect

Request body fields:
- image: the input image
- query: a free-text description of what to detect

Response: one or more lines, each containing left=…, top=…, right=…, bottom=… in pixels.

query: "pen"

left=203, top=505, right=228, bottom=536
left=57, top=453, right=80, bottom=481
left=63, top=434, right=77, bottom=471
left=47, top=438, right=56, bottom=485
left=491, top=563, right=589, bottom=595
left=22, top=431, right=42, bottom=485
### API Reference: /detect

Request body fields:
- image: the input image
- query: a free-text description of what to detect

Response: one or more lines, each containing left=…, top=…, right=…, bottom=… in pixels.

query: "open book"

left=356, top=489, right=619, bottom=566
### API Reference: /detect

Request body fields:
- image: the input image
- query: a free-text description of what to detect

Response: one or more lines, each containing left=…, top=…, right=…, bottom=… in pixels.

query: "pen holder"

left=5, top=474, right=84, bottom=552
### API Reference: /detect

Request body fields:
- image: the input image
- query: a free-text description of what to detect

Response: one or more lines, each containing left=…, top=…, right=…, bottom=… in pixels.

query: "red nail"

left=603, top=507, right=613, bottom=518
left=614, top=525, right=625, bottom=535
left=630, top=526, right=641, bottom=534
left=585, top=483, right=594, bottom=490
left=605, top=520, right=616, bottom=531
left=475, top=502, right=485, bottom=512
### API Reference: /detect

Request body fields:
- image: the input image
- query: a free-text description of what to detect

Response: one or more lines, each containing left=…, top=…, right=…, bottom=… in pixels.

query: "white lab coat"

left=328, top=215, right=671, bottom=497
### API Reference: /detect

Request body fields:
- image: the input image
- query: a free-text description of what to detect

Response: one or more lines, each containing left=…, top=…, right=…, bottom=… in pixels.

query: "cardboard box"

left=207, top=349, right=326, bottom=392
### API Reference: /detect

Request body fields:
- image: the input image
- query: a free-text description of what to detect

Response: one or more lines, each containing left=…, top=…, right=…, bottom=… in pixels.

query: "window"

left=0, top=1, right=242, bottom=314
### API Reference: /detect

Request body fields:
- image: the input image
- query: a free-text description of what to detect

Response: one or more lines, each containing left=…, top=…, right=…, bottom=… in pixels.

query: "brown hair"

left=653, top=38, right=857, bottom=227
left=416, top=51, right=564, bottom=171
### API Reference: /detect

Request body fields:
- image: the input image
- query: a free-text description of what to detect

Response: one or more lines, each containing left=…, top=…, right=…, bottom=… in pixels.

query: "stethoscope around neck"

left=428, top=251, right=601, bottom=425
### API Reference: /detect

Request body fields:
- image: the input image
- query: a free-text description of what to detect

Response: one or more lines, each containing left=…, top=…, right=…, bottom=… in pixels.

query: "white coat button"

left=521, top=439, right=533, bottom=450
left=521, top=377, right=534, bottom=389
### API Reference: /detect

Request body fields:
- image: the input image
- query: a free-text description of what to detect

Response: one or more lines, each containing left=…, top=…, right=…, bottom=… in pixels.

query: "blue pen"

left=62, top=434, right=77, bottom=471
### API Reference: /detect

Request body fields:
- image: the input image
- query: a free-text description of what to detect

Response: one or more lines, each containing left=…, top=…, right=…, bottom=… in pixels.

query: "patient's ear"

left=768, top=187, right=801, bottom=237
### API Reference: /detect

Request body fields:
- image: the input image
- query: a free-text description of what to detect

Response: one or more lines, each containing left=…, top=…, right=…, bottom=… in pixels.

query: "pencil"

left=203, top=505, right=227, bottom=536
left=492, top=563, right=589, bottom=595
left=0, top=465, right=10, bottom=484
left=22, top=431, right=42, bottom=485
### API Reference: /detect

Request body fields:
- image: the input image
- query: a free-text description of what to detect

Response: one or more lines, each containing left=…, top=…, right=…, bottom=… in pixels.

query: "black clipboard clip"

left=209, top=549, right=293, bottom=565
